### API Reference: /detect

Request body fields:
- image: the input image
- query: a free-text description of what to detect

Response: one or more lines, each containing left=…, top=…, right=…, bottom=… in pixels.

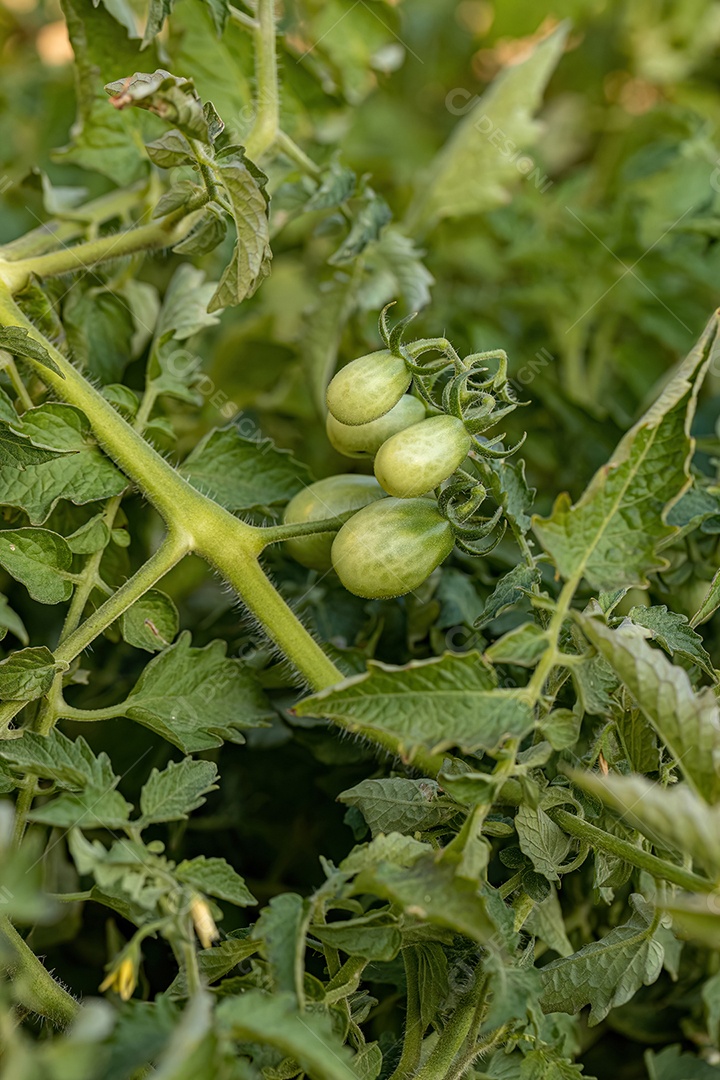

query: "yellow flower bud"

left=190, top=895, right=219, bottom=949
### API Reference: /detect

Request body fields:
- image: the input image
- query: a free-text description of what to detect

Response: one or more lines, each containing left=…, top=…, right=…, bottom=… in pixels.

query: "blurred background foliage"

left=3, top=2, right=720, bottom=1074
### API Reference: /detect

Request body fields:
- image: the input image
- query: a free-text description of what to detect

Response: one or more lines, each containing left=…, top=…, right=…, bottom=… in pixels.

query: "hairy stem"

left=413, top=970, right=485, bottom=1080
left=387, top=948, right=424, bottom=1080
left=54, top=531, right=192, bottom=669
left=0, top=209, right=198, bottom=293
left=0, top=183, right=151, bottom=261
left=551, top=808, right=714, bottom=893
left=245, top=0, right=280, bottom=161
left=0, top=914, right=79, bottom=1027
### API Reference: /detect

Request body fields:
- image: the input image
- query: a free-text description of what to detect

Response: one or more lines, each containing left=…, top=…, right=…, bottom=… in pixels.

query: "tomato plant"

left=2, top=2, right=720, bottom=1079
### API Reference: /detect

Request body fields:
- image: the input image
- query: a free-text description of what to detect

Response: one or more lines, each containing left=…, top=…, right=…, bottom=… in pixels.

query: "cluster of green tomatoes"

left=283, top=308, right=521, bottom=600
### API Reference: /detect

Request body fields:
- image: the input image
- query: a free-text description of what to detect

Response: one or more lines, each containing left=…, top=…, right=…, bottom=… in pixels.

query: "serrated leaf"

left=355, top=852, right=497, bottom=945
left=356, top=227, right=434, bottom=313
left=119, top=590, right=179, bottom=652
left=142, top=0, right=173, bottom=47
left=475, top=565, right=541, bottom=630
left=578, top=613, right=720, bottom=802
left=294, top=653, right=535, bottom=758
left=0, top=425, right=60, bottom=469
left=181, top=426, right=313, bottom=513
left=63, top=285, right=135, bottom=385
left=533, top=314, right=719, bottom=590
left=105, top=70, right=210, bottom=141
left=570, top=651, right=618, bottom=718
left=338, top=777, right=457, bottom=837
left=525, top=885, right=574, bottom=958
left=340, top=832, right=431, bottom=875
left=175, top=856, right=256, bottom=907
left=27, top=787, right=132, bottom=829
left=139, top=758, right=218, bottom=824
left=0, top=327, right=64, bottom=378
left=65, top=515, right=110, bottom=555
left=515, top=804, right=572, bottom=882
left=167, top=934, right=258, bottom=998
left=329, top=191, right=392, bottom=265
left=0, top=728, right=118, bottom=790
left=408, top=24, right=569, bottom=230
left=154, top=264, right=220, bottom=344
left=313, top=911, right=401, bottom=962
left=0, top=646, right=67, bottom=700
left=539, top=895, right=666, bottom=1025
left=482, top=952, right=541, bottom=1029
left=539, top=709, right=581, bottom=752
left=145, top=128, right=195, bottom=168
left=0, top=528, right=74, bottom=604
left=0, top=404, right=126, bottom=524
left=627, top=604, right=714, bottom=677
left=486, top=623, right=547, bottom=667
left=200, top=0, right=229, bottom=36
left=173, top=203, right=227, bottom=256
left=216, top=992, right=357, bottom=1080
left=208, top=150, right=272, bottom=312
left=492, top=458, right=536, bottom=536
left=691, top=567, right=720, bottom=628
left=305, top=162, right=356, bottom=211
left=112, top=632, right=272, bottom=751
left=252, top=893, right=308, bottom=1001
left=570, top=769, right=720, bottom=879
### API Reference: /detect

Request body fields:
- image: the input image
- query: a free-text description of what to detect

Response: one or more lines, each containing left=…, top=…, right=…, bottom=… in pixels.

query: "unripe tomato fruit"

left=326, top=350, right=411, bottom=426
left=283, top=475, right=386, bottom=571
left=326, top=395, right=426, bottom=459
left=331, top=497, right=454, bottom=598
left=374, top=415, right=471, bottom=498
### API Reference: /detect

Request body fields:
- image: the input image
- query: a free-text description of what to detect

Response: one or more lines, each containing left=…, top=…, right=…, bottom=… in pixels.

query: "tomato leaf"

left=294, top=652, right=535, bottom=757
left=533, top=314, right=719, bottom=590
left=112, top=632, right=272, bottom=751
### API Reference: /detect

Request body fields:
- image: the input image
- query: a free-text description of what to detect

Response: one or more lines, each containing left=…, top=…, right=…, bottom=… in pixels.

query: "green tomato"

left=331, top=497, right=454, bottom=598
left=326, top=350, right=411, bottom=426
left=374, top=415, right=471, bottom=498
left=283, top=474, right=386, bottom=571
left=326, top=395, right=427, bottom=459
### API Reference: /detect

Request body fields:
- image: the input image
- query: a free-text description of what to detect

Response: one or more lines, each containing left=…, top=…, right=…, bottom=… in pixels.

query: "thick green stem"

left=0, top=210, right=197, bottom=293
left=0, top=914, right=79, bottom=1027
left=0, top=289, right=232, bottom=524
left=276, top=131, right=321, bottom=178
left=54, top=531, right=191, bottom=669
left=413, top=971, right=485, bottom=1080
left=445, top=1024, right=511, bottom=1080
left=245, top=0, right=280, bottom=161
left=387, top=948, right=424, bottom=1080
left=522, top=574, right=581, bottom=707
left=0, top=183, right=151, bottom=262
left=551, top=809, right=714, bottom=893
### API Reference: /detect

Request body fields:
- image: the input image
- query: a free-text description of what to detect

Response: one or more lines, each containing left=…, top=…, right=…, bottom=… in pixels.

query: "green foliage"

left=3, top=2, right=720, bottom=1078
